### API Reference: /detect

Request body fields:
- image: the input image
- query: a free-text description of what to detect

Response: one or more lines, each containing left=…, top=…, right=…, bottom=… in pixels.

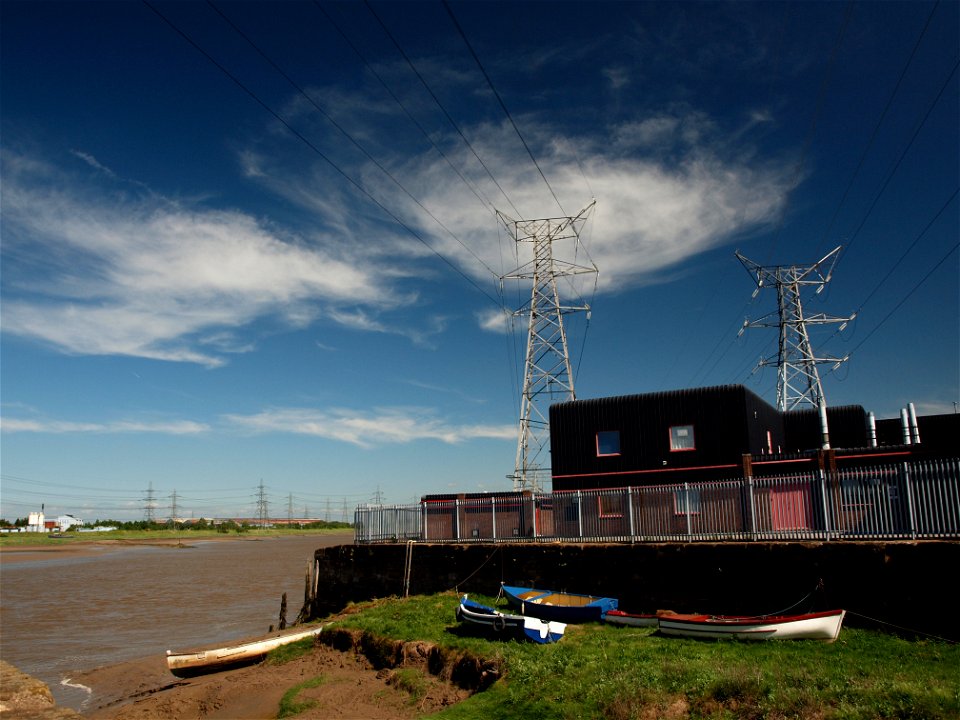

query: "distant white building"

left=56, top=514, right=84, bottom=531
left=26, top=511, right=46, bottom=532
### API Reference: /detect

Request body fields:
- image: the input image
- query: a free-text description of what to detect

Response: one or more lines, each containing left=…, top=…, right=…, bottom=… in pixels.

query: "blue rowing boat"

left=456, top=595, right=565, bottom=643
left=500, top=584, right=618, bottom=623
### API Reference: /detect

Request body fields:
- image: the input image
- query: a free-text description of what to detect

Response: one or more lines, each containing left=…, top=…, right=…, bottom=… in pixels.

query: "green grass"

left=265, top=635, right=321, bottom=666
left=277, top=675, right=326, bottom=718
left=0, top=526, right=350, bottom=547
left=329, top=593, right=960, bottom=720
left=393, top=667, right=430, bottom=702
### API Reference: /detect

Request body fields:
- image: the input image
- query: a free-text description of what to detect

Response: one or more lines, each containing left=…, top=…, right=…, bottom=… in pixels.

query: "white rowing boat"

left=166, top=625, right=324, bottom=677
left=656, top=609, right=846, bottom=641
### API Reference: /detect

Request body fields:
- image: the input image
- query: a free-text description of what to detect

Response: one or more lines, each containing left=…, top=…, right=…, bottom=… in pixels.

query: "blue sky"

left=2, top=1, right=957, bottom=521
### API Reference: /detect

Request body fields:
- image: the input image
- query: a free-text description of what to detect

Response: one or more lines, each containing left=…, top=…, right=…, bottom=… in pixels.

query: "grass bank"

left=324, top=593, right=959, bottom=720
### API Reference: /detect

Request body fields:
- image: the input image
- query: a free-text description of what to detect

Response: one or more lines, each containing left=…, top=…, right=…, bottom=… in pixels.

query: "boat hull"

left=501, top=584, right=617, bottom=623
left=166, top=626, right=324, bottom=677
left=603, top=609, right=658, bottom=627
left=457, top=596, right=565, bottom=643
left=657, top=609, right=846, bottom=641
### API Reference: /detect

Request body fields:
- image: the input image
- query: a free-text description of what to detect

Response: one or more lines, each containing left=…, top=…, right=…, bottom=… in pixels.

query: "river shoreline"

left=0, top=531, right=351, bottom=564
left=0, top=533, right=357, bottom=715
left=0, top=534, right=260, bottom=564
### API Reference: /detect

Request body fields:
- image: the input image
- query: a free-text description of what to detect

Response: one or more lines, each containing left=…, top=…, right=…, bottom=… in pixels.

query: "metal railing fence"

left=354, top=458, right=960, bottom=544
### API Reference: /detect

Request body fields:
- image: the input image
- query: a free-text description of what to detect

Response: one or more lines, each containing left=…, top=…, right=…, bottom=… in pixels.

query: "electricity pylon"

left=143, top=481, right=158, bottom=523
left=255, top=479, right=269, bottom=527
left=736, top=246, right=855, bottom=446
left=500, top=201, right=598, bottom=492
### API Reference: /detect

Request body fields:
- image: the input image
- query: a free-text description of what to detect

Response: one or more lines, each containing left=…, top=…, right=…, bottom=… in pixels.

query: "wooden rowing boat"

left=166, top=625, right=324, bottom=677
left=500, top=584, right=618, bottom=623
left=456, top=595, right=565, bottom=643
left=656, top=609, right=846, bottom=641
left=603, top=609, right=658, bottom=627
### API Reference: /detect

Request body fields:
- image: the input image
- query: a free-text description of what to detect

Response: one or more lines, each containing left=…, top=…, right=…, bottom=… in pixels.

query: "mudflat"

left=0, top=534, right=277, bottom=565
left=71, top=634, right=469, bottom=719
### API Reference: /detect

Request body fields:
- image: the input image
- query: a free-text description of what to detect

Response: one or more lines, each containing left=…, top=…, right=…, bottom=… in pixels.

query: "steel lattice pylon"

left=500, top=202, right=597, bottom=492
left=737, top=247, right=855, bottom=442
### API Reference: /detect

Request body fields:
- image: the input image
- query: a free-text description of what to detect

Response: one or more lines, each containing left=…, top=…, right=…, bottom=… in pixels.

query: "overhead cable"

left=207, top=0, right=502, bottom=282
left=812, top=0, right=943, bottom=258
left=442, top=0, right=566, bottom=217
left=142, top=0, right=503, bottom=308
left=358, top=1, right=524, bottom=220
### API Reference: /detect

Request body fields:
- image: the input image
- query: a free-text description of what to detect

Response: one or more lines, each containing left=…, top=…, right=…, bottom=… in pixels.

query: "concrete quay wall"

left=310, top=540, right=959, bottom=641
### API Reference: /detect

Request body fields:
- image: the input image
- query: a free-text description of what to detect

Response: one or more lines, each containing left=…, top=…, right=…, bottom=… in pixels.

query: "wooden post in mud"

left=295, top=560, right=316, bottom=625
left=278, top=592, right=287, bottom=630
left=303, top=560, right=312, bottom=607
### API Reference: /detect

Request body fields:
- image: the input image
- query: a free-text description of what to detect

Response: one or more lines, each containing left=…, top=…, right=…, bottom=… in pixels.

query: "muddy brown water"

left=0, top=534, right=351, bottom=711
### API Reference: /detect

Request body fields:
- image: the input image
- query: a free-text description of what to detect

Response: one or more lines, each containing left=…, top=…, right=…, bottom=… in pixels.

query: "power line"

left=684, top=4, right=856, bottom=390
left=836, top=240, right=959, bottom=366
left=812, top=0, right=943, bottom=258
left=442, top=0, right=566, bottom=217
left=142, top=0, right=503, bottom=308
left=837, top=56, right=959, bottom=263
left=764, top=0, right=855, bottom=265
left=207, top=0, right=501, bottom=282
left=356, top=0, right=523, bottom=221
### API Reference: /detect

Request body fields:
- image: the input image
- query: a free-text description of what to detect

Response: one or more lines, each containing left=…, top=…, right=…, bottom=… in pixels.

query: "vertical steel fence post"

left=577, top=490, right=583, bottom=538
left=454, top=499, right=460, bottom=541
left=492, top=495, right=497, bottom=541
left=903, top=461, right=918, bottom=540
left=684, top=483, right=693, bottom=539
left=819, top=470, right=832, bottom=541
left=532, top=494, right=539, bottom=538
left=747, top=476, right=757, bottom=541
left=627, top=486, right=635, bottom=540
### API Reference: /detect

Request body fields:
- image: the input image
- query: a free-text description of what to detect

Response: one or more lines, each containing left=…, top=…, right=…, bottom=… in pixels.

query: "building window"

left=673, top=488, right=701, bottom=515
left=597, top=493, right=624, bottom=518
left=596, top=430, right=621, bottom=456
left=669, top=424, right=695, bottom=451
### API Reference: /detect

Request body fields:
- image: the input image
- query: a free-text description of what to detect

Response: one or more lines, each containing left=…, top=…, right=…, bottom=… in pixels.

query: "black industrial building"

left=549, top=384, right=958, bottom=492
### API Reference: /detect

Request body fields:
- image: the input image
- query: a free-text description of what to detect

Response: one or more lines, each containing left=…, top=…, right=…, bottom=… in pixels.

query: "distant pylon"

left=736, top=246, right=855, bottom=446
left=143, top=481, right=157, bottom=524
left=255, top=479, right=269, bottom=527
left=500, top=201, right=598, bottom=492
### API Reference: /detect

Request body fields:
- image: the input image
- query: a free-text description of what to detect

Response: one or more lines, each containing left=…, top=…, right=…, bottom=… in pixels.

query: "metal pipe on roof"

left=908, top=402, right=921, bottom=444
left=901, top=408, right=912, bottom=445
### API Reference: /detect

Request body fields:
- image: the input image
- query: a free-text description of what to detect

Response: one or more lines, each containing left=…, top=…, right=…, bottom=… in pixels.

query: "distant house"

left=56, top=514, right=84, bottom=531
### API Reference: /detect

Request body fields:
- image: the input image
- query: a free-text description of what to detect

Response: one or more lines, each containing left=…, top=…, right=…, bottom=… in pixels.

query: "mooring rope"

left=403, top=540, right=414, bottom=597
left=451, top=545, right=501, bottom=595
left=760, top=579, right=826, bottom=618
left=845, top=610, right=957, bottom=644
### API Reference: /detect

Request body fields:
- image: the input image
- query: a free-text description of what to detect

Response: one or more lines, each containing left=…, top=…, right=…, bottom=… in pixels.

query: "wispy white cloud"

left=1, top=151, right=413, bottom=366
left=70, top=149, right=116, bottom=177
left=1, top=417, right=209, bottom=434
left=245, top=95, right=793, bottom=299
left=385, top=116, right=794, bottom=300
left=224, top=406, right=515, bottom=448
left=476, top=307, right=514, bottom=334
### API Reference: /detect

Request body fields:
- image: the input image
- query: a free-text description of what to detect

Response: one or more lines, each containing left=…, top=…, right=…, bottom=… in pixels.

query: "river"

left=0, top=534, right=351, bottom=711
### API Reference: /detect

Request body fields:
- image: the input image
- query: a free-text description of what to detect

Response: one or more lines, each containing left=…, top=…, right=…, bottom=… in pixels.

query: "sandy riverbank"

left=2, top=533, right=445, bottom=718
left=62, top=626, right=469, bottom=720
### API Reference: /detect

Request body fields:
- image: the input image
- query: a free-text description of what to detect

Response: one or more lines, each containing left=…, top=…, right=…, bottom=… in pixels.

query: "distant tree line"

left=0, top=518, right=352, bottom=532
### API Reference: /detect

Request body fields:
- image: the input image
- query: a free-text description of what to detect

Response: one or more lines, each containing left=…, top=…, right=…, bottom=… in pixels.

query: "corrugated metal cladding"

left=782, top=405, right=868, bottom=451
left=549, top=384, right=785, bottom=490
left=875, top=413, right=960, bottom=449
